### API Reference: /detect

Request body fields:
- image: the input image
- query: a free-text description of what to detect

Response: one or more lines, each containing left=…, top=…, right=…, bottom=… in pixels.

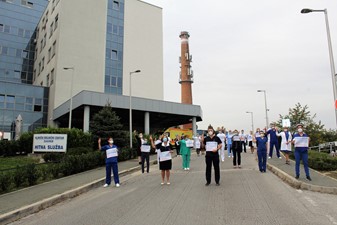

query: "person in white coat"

left=217, top=129, right=226, bottom=161
left=276, top=126, right=292, bottom=164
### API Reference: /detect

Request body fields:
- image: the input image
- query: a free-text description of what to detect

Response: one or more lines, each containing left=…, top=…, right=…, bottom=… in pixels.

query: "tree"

left=90, top=103, right=129, bottom=148
left=275, top=103, right=325, bottom=146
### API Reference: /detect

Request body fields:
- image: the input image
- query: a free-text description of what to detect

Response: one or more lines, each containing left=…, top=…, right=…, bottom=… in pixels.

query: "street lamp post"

left=63, top=67, right=75, bottom=129
left=301, top=8, right=337, bottom=127
left=257, top=90, right=269, bottom=129
left=129, top=70, right=141, bottom=148
left=246, top=111, right=254, bottom=132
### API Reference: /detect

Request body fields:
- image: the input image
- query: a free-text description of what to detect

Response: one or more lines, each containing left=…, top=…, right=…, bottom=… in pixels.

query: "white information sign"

left=195, top=141, right=201, bottom=149
left=206, top=141, right=217, bottom=152
left=159, top=151, right=172, bottom=162
left=141, top=145, right=151, bottom=152
left=106, top=148, right=118, bottom=158
left=294, top=137, right=309, bottom=148
left=186, top=140, right=194, bottom=147
left=33, top=134, right=67, bottom=153
left=282, top=119, right=291, bottom=128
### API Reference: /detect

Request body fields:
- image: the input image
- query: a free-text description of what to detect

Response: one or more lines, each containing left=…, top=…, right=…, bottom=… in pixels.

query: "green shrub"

left=43, top=153, right=64, bottom=162
left=0, top=172, right=12, bottom=192
left=13, top=165, right=27, bottom=188
left=38, top=164, right=50, bottom=181
left=67, top=147, right=94, bottom=155
left=25, top=164, right=39, bottom=185
left=18, top=132, right=34, bottom=154
left=290, top=150, right=337, bottom=171
left=50, top=163, right=61, bottom=178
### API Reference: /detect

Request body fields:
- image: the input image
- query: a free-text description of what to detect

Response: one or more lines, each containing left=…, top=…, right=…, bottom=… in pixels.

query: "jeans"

left=106, top=161, right=119, bottom=185
left=205, top=154, right=220, bottom=184
left=227, top=143, right=232, bottom=157
left=141, top=152, right=150, bottom=173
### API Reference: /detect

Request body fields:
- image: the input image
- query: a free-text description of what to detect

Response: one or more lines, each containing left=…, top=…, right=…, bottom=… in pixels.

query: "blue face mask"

left=163, top=138, right=168, bottom=142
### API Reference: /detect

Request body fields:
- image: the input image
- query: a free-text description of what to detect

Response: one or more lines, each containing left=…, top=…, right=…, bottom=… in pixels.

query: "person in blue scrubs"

left=255, top=131, right=268, bottom=172
left=292, top=124, right=311, bottom=181
left=98, top=137, right=120, bottom=187
left=267, top=123, right=281, bottom=159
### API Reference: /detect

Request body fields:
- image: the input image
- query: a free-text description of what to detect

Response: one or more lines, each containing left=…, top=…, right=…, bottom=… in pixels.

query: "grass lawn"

left=0, top=156, right=40, bottom=171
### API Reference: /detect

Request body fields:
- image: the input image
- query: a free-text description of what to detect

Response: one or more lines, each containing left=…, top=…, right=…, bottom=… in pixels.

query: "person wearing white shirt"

left=217, top=129, right=226, bottom=161
left=247, top=131, right=255, bottom=154
left=239, top=130, right=247, bottom=153
left=276, top=126, right=292, bottom=164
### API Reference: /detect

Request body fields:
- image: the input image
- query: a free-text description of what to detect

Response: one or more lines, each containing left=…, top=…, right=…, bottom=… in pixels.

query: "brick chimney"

left=179, top=31, right=193, bottom=104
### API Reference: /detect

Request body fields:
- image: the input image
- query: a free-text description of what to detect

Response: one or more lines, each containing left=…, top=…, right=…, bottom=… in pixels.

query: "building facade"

left=0, top=0, right=49, bottom=139
left=1, top=0, right=202, bottom=138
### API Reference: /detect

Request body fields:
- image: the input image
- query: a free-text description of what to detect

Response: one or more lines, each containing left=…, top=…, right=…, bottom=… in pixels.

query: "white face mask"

left=208, top=131, right=213, bottom=136
left=260, top=134, right=264, bottom=137
left=139, top=135, right=143, bottom=138
left=108, top=140, right=113, bottom=144
left=298, top=128, right=303, bottom=133
left=284, top=129, right=288, bottom=132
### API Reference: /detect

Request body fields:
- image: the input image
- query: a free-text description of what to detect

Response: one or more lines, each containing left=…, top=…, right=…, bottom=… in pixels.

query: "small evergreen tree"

left=90, top=103, right=129, bottom=148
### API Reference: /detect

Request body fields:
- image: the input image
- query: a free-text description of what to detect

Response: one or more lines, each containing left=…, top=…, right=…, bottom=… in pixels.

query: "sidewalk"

left=267, top=155, right=337, bottom=194
left=0, top=154, right=159, bottom=225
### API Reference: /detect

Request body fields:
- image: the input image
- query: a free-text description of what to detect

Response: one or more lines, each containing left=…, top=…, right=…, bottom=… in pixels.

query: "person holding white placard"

left=150, top=135, right=173, bottom=185
left=202, top=125, right=222, bottom=186
left=231, top=130, right=242, bottom=168
left=140, top=137, right=151, bottom=174
left=98, top=137, right=120, bottom=188
left=276, top=126, right=292, bottom=165
left=193, top=133, right=201, bottom=156
left=217, top=129, right=226, bottom=162
left=292, top=124, right=311, bottom=181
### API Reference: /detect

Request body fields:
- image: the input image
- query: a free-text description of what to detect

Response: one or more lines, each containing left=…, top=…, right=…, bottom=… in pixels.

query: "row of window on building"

left=0, top=23, right=34, bottom=39
left=0, top=94, right=43, bottom=112
left=0, top=45, right=33, bottom=60
left=34, top=40, right=56, bottom=80
left=36, top=14, right=58, bottom=53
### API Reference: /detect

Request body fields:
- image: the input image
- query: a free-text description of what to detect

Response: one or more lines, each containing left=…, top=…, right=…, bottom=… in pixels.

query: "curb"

left=267, top=163, right=337, bottom=195
left=0, top=159, right=158, bottom=225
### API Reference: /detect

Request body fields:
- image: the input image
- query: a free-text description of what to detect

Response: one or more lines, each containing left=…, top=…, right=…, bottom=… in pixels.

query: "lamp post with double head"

left=301, top=8, right=337, bottom=128
left=129, top=70, right=141, bottom=148
left=257, top=90, right=269, bottom=129
left=63, top=67, right=75, bottom=129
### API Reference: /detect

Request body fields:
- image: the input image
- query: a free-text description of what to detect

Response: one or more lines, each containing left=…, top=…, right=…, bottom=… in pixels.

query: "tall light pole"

left=257, top=90, right=269, bottom=129
left=129, top=70, right=141, bottom=148
left=246, top=111, right=254, bottom=132
left=63, top=67, right=75, bottom=129
left=301, top=8, right=337, bottom=128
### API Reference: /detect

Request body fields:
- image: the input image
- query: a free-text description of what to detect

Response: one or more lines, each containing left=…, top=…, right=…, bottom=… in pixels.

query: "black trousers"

left=243, top=142, right=246, bottom=152
left=205, top=154, right=220, bottom=184
left=141, top=152, right=150, bottom=173
left=232, top=148, right=241, bottom=166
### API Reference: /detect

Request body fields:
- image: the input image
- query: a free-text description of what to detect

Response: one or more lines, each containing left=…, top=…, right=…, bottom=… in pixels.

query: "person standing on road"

left=276, top=126, right=292, bottom=165
left=150, top=135, right=173, bottom=185
left=231, top=130, right=242, bottom=168
left=193, top=133, right=201, bottom=156
left=292, top=124, right=311, bottom=181
left=217, top=129, right=226, bottom=162
left=179, top=135, right=191, bottom=170
left=247, top=131, right=255, bottom=154
left=98, top=137, right=120, bottom=188
left=226, top=130, right=233, bottom=158
left=240, top=130, right=247, bottom=153
left=267, top=124, right=281, bottom=159
left=140, top=136, right=151, bottom=174
left=174, top=134, right=181, bottom=156
left=202, top=125, right=222, bottom=186
left=134, top=131, right=142, bottom=165
left=255, top=131, right=268, bottom=172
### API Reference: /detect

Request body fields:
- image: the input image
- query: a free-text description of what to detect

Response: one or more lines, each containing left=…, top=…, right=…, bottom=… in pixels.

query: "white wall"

left=123, top=0, right=163, bottom=100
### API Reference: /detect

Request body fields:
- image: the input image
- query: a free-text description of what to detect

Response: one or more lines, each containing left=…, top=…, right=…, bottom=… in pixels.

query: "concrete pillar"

left=144, top=112, right=150, bottom=134
left=192, top=117, right=197, bottom=135
left=83, top=106, right=90, bottom=132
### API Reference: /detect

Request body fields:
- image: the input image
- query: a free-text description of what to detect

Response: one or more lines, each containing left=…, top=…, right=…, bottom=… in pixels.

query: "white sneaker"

left=103, top=184, right=109, bottom=188
left=222, top=159, right=225, bottom=162
left=278, top=157, right=282, bottom=159
left=187, top=168, right=190, bottom=170
left=268, top=157, right=271, bottom=159
left=184, top=168, right=187, bottom=171
left=115, top=183, right=120, bottom=187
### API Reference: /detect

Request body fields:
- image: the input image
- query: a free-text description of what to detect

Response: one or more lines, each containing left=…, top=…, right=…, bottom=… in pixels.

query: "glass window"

left=52, top=41, right=56, bottom=56
left=0, top=95, right=4, bottom=103
left=38, top=62, right=41, bottom=74
left=21, top=71, right=27, bottom=80
left=35, top=98, right=42, bottom=105
left=24, top=30, right=31, bottom=38
left=0, top=24, right=3, bottom=32
left=111, top=50, right=117, bottom=60
left=15, top=104, right=24, bottom=111
left=34, top=105, right=42, bottom=112
left=41, top=57, right=45, bottom=71
left=14, top=70, right=20, bottom=79
left=25, top=104, right=32, bottom=111
left=26, top=97, right=33, bottom=104
left=4, top=25, right=10, bottom=33
left=40, top=39, right=43, bottom=52
left=50, top=22, right=53, bottom=37
left=54, top=15, right=58, bottom=30
left=46, top=74, right=49, bottom=86
left=113, top=25, right=118, bottom=34
left=117, top=77, right=122, bottom=87
left=48, top=47, right=51, bottom=61
left=15, top=96, right=25, bottom=104
left=111, top=76, right=117, bottom=86
left=18, top=28, right=24, bottom=37
left=43, top=34, right=46, bottom=48
left=107, top=23, right=112, bottom=33
left=113, top=1, right=119, bottom=10
left=105, top=76, right=110, bottom=85
left=50, top=69, right=54, bottom=85
left=0, top=46, right=8, bottom=55
left=6, top=95, right=15, bottom=103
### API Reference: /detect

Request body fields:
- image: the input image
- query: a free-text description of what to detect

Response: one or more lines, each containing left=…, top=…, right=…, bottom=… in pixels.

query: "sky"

left=142, top=0, right=337, bottom=132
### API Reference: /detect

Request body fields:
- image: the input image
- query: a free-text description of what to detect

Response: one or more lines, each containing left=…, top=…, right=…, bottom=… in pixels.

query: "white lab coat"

left=276, top=131, right=292, bottom=151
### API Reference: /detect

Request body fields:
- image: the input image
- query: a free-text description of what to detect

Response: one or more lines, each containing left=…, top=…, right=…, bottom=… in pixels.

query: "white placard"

left=159, top=151, right=172, bottom=162
left=294, top=137, right=309, bottom=147
left=186, top=140, right=194, bottom=147
left=106, top=148, right=118, bottom=158
left=141, top=145, right=151, bottom=152
left=282, top=119, right=291, bottom=128
left=206, top=141, right=217, bottom=152
left=33, top=134, right=67, bottom=153
left=195, top=142, right=201, bottom=149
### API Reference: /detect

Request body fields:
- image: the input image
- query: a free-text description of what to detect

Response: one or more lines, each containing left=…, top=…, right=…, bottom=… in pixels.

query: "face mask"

left=260, top=134, right=264, bottom=137
left=108, top=140, right=113, bottom=144
left=298, top=128, right=303, bottom=133
left=163, top=138, right=168, bottom=142
left=208, top=131, right=213, bottom=136
left=139, top=135, right=143, bottom=138
left=284, top=129, right=288, bottom=132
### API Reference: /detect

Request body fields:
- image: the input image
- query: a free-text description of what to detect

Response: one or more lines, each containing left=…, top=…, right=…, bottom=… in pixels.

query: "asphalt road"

left=9, top=153, right=337, bottom=225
